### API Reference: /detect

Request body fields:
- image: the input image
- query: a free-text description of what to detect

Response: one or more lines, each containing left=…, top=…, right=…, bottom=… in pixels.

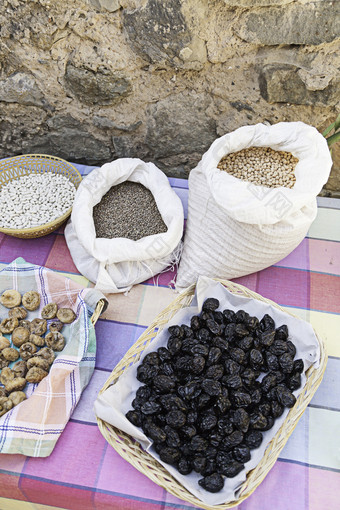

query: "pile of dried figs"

left=0, top=289, right=77, bottom=417
left=126, top=298, right=303, bottom=493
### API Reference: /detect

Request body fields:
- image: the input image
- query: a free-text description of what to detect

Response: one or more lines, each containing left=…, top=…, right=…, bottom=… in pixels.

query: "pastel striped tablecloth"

left=0, top=164, right=339, bottom=510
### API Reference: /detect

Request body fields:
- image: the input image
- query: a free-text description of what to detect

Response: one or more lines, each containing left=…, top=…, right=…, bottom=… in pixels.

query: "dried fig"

left=18, top=320, right=31, bottom=330
left=0, top=335, right=10, bottom=350
left=49, top=320, right=63, bottom=333
left=29, top=334, right=45, bottom=347
left=8, top=391, right=26, bottom=406
left=35, top=347, right=55, bottom=365
left=0, top=367, right=14, bottom=386
left=12, top=360, right=28, bottom=378
left=26, top=367, right=48, bottom=384
left=5, top=377, right=26, bottom=393
left=22, top=291, right=40, bottom=311
left=0, top=289, right=21, bottom=309
left=0, top=317, right=19, bottom=334
left=9, top=307, right=27, bottom=320
left=41, top=303, right=58, bottom=320
left=0, top=387, right=7, bottom=398
left=0, top=355, right=10, bottom=369
left=2, top=347, right=20, bottom=362
left=0, top=397, right=13, bottom=416
left=19, top=342, right=37, bottom=361
left=12, top=327, right=30, bottom=347
left=27, top=356, right=50, bottom=372
left=30, top=318, right=47, bottom=336
left=45, top=332, right=65, bottom=351
left=57, top=308, right=76, bottom=324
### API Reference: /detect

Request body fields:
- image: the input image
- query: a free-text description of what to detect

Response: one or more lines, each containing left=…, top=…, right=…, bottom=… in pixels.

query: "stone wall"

left=0, top=0, right=339, bottom=193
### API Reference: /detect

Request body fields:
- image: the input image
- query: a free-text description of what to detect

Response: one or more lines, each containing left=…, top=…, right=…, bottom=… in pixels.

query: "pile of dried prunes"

left=126, top=298, right=303, bottom=493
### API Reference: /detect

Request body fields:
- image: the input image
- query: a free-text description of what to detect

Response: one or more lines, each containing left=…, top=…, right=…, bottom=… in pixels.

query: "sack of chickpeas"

left=65, top=158, right=184, bottom=293
left=176, top=122, right=333, bottom=290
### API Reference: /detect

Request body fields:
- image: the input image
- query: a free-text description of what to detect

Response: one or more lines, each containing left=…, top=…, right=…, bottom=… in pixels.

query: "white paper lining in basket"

left=94, top=276, right=320, bottom=506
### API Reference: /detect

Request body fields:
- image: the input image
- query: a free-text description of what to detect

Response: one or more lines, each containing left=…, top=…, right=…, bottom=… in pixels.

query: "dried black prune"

left=279, top=353, right=294, bottom=374
left=190, top=315, right=201, bottom=331
left=191, top=355, right=206, bottom=374
left=176, top=356, right=191, bottom=372
left=235, top=310, right=250, bottom=323
left=160, top=394, right=187, bottom=412
left=168, top=325, right=184, bottom=338
left=157, top=347, right=171, bottom=362
left=260, top=314, right=275, bottom=331
left=213, top=311, right=224, bottom=324
left=293, top=359, right=304, bottom=374
left=154, top=375, right=176, bottom=393
left=238, top=336, right=254, bottom=351
left=187, top=410, right=198, bottom=424
left=197, top=328, right=211, bottom=343
left=191, top=343, right=209, bottom=356
left=164, top=425, right=181, bottom=448
left=207, top=346, right=222, bottom=366
left=233, top=445, right=251, bottom=463
left=221, top=430, right=244, bottom=450
left=275, top=324, right=288, bottom=340
left=204, top=460, right=217, bottom=476
left=197, top=392, right=212, bottom=409
left=178, top=381, right=201, bottom=400
left=250, top=387, right=262, bottom=405
left=249, top=412, right=268, bottom=430
left=246, top=316, right=260, bottom=331
left=216, top=450, right=234, bottom=468
left=262, top=414, right=275, bottom=431
left=181, top=325, right=194, bottom=338
left=224, top=359, right=241, bottom=375
left=220, top=461, right=244, bottom=478
left=261, top=373, right=277, bottom=393
left=244, top=430, right=263, bottom=449
left=178, top=457, right=192, bottom=475
left=198, top=473, right=224, bottom=493
left=190, top=435, right=208, bottom=453
left=231, top=390, right=252, bottom=408
left=286, top=340, right=297, bottom=358
left=234, top=323, right=249, bottom=338
left=259, top=329, right=276, bottom=347
left=206, top=319, right=223, bottom=336
left=222, top=309, right=236, bottom=323
left=224, top=323, right=236, bottom=340
left=258, top=402, right=271, bottom=416
left=206, top=446, right=218, bottom=460
left=144, top=421, right=167, bottom=443
left=269, top=340, right=288, bottom=356
left=136, top=363, right=159, bottom=383
left=167, top=336, right=182, bottom=355
left=136, top=385, right=152, bottom=401
left=181, top=425, right=197, bottom=439
left=211, top=336, right=229, bottom=352
left=276, top=385, right=296, bottom=408
left=181, top=338, right=198, bottom=353
left=287, top=372, right=302, bottom=391
left=250, top=349, right=264, bottom=369
left=193, top=456, right=207, bottom=474
left=140, top=401, right=162, bottom=415
left=203, top=298, right=220, bottom=312
left=159, top=447, right=181, bottom=465
left=271, top=400, right=284, bottom=418
left=232, top=408, right=250, bottom=433
left=202, top=379, right=222, bottom=396
left=143, top=352, right=160, bottom=366
left=230, top=347, right=247, bottom=366
left=199, top=413, right=217, bottom=432
left=206, top=364, right=224, bottom=380
left=166, top=410, right=186, bottom=428
left=241, top=368, right=257, bottom=387
left=225, top=374, right=243, bottom=390
left=126, top=410, right=142, bottom=427
left=215, top=396, right=231, bottom=415
left=265, top=352, right=280, bottom=371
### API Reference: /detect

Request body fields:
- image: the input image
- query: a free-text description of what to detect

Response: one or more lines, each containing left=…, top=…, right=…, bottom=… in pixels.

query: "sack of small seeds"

left=65, top=158, right=184, bottom=293
left=176, top=122, right=332, bottom=289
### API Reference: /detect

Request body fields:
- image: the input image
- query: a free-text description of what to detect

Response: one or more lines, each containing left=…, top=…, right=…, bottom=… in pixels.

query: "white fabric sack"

left=65, top=158, right=184, bottom=293
left=176, top=122, right=332, bottom=289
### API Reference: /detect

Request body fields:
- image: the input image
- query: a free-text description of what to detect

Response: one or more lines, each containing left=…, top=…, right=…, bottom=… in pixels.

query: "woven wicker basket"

left=0, top=154, right=82, bottom=239
left=97, top=279, right=327, bottom=509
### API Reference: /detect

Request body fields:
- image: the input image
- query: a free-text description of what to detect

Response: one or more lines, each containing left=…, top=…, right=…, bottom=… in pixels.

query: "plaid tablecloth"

left=0, top=163, right=339, bottom=510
